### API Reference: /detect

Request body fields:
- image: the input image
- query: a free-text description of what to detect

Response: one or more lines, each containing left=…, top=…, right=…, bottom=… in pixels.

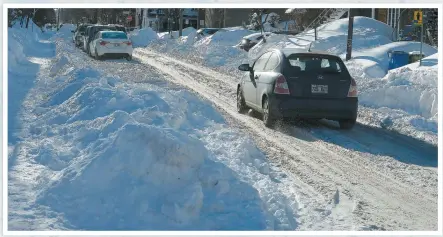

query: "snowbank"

left=147, top=28, right=253, bottom=72
left=402, top=53, right=438, bottom=69
left=9, top=27, right=300, bottom=230
left=159, top=27, right=197, bottom=39
left=351, top=41, right=437, bottom=77
left=130, top=27, right=159, bottom=47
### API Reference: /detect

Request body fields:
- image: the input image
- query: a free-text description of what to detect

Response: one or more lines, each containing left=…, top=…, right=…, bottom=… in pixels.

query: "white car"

left=239, top=32, right=272, bottom=52
left=88, top=31, right=133, bottom=60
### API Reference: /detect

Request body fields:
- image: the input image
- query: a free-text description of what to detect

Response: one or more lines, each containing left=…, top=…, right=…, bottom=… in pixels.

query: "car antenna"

left=307, top=42, right=312, bottom=52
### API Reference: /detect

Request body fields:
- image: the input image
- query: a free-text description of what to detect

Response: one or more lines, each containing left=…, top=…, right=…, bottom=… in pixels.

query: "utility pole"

left=346, top=8, right=354, bottom=61
left=179, top=9, right=183, bottom=37
left=371, top=8, right=375, bottom=19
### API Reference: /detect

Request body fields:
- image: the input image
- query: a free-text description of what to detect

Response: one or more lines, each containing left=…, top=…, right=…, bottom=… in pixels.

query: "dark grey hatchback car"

left=236, top=48, right=358, bottom=129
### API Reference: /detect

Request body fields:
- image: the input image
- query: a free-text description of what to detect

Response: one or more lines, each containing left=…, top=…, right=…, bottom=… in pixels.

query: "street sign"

left=414, top=10, right=423, bottom=25
left=127, top=15, right=133, bottom=22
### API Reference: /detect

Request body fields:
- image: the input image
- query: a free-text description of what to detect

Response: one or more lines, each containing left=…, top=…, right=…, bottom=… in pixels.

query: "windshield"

left=287, top=54, right=344, bottom=74
left=102, top=32, right=128, bottom=39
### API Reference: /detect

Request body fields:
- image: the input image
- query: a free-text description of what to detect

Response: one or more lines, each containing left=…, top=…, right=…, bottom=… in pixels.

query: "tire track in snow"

left=134, top=49, right=437, bottom=230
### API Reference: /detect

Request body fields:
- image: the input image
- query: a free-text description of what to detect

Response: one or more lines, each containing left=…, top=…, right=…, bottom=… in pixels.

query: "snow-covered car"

left=88, top=31, right=133, bottom=60
left=195, top=28, right=223, bottom=41
left=236, top=48, right=358, bottom=129
left=239, top=32, right=272, bottom=52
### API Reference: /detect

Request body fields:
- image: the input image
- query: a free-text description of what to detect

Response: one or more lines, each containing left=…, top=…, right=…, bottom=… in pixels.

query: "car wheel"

left=339, top=119, right=356, bottom=130
left=126, top=55, right=132, bottom=61
left=262, top=97, right=275, bottom=128
left=236, top=88, right=248, bottom=113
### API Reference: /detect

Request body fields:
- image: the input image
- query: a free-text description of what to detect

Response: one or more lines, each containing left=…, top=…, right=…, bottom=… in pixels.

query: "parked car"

left=195, top=28, right=222, bottom=40
left=196, top=28, right=221, bottom=36
left=83, top=25, right=119, bottom=54
left=236, top=48, right=358, bottom=129
left=72, top=23, right=92, bottom=47
left=88, top=31, right=133, bottom=60
left=239, top=32, right=272, bottom=52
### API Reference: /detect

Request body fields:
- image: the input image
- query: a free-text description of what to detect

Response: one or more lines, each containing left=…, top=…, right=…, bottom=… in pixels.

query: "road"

left=131, top=49, right=438, bottom=231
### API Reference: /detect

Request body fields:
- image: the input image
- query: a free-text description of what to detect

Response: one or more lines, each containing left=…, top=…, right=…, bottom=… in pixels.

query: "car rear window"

left=102, top=32, right=128, bottom=39
left=287, top=54, right=344, bottom=74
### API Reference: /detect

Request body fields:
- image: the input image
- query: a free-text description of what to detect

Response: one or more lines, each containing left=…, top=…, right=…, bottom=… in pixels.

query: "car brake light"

left=99, top=41, right=109, bottom=46
left=274, top=75, right=290, bottom=95
left=348, top=78, right=358, bottom=97
left=124, top=41, right=132, bottom=46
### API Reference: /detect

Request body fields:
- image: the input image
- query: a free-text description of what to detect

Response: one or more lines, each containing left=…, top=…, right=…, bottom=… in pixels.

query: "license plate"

left=311, top=85, right=328, bottom=93
left=114, top=43, right=120, bottom=47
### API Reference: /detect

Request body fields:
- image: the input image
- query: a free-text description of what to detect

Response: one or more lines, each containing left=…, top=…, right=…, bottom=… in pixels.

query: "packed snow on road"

left=7, top=16, right=438, bottom=231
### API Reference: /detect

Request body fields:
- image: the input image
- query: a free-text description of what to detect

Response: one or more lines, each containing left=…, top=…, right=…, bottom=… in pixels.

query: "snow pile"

left=9, top=27, right=301, bottom=230
left=250, top=17, right=437, bottom=77
left=352, top=63, right=438, bottom=144
left=193, top=29, right=253, bottom=67
left=158, top=27, right=196, bottom=39
left=351, top=42, right=437, bottom=78
left=130, top=27, right=159, bottom=47
left=147, top=28, right=254, bottom=73
left=402, top=53, right=438, bottom=69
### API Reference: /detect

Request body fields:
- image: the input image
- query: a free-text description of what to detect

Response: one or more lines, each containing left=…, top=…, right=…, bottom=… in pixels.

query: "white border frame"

left=2, top=3, right=442, bottom=236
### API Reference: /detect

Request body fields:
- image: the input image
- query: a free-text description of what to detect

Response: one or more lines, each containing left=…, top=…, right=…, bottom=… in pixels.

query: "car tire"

left=339, top=119, right=356, bottom=130
left=236, top=88, right=248, bottom=113
left=262, top=97, right=275, bottom=128
left=126, top=55, right=132, bottom=61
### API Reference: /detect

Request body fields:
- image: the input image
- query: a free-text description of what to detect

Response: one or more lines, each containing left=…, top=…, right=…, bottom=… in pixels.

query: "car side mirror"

left=238, top=64, right=251, bottom=71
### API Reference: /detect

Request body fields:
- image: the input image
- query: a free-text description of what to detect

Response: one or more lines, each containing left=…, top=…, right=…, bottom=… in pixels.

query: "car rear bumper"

left=269, top=95, right=358, bottom=120
left=97, top=46, right=133, bottom=56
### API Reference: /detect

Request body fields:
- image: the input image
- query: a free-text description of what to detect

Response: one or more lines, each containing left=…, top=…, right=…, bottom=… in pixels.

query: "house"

left=135, top=8, right=199, bottom=32
left=203, top=8, right=291, bottom=28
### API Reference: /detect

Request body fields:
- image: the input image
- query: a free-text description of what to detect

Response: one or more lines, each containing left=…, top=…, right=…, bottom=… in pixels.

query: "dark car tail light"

left=99, top=41, right=109, bottom=46
left=274, top=75, right=290, bottom=95
left=348, top=78, right=358, bottom=97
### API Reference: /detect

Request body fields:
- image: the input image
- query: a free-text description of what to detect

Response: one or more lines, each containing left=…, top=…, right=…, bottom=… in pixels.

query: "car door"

left=243, top=51, right=273, bottom=108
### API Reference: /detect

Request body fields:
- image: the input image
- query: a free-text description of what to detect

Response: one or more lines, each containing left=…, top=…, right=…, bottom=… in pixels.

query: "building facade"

left=135, top=8, right=199, bottom=32
left=203, top=8, right=291, bottom=28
